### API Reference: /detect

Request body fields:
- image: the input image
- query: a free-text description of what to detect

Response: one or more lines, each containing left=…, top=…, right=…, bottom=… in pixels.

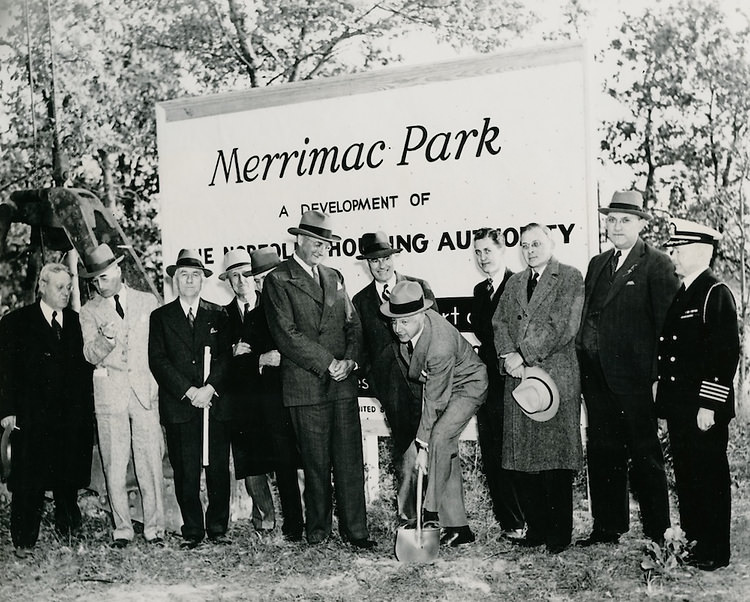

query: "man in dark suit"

left=149, top=249, right=231, bottom=548
left=471, top=227, right=524, bottom=538
left=382, top=281, right=488, bottom=547
left=220, top=248, right=304, bottom=541
left=576, top=191, right=680, bottom=546
left=0, top=263, right=94, bottom=558
left=352, top=231, right=436, bottom=521
left=656, top=219, right=739, bottom=571
left=263, top=211, right=373, bottom=548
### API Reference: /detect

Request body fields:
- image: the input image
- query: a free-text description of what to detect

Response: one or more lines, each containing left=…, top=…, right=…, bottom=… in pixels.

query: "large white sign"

left=156, top=41, right=596, bottom=320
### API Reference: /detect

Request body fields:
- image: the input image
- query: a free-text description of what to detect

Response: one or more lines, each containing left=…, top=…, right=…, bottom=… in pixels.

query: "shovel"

left=395, top=468, right=440, bottom=563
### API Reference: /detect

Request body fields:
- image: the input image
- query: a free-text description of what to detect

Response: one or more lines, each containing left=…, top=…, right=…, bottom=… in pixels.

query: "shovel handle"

left=416, top=467, right=424, bottom=541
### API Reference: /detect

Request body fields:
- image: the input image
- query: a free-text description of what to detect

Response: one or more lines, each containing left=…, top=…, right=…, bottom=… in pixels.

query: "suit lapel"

left=287, top=258, right=324, bottom=306
left=408, top=314, right=432, bottom=381
left=527, top=259, right=559, bottom=314
left=516, top=268, right=531, bottom=310
left=164, top=299, right=194, bottom=349
left=604, top=238, right=645, bottom=306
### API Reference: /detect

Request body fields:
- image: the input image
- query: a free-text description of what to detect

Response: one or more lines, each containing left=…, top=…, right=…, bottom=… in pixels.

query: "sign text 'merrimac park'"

left=208, top=117, right=502, bottom=186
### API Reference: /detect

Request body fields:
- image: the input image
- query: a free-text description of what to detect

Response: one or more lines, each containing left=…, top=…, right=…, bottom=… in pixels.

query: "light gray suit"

left=81, top=284, right=165, bottom=542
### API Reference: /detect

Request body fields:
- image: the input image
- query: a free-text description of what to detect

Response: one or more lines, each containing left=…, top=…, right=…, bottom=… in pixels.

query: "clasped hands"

left=328, top=358, right=355, bottom=381
left=185, top=384, right=215, bottom=409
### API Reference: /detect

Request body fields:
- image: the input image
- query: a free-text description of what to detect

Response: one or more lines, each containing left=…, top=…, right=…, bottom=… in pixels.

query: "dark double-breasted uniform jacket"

left=656, top=269, right=739, bottom=421
left=0, top=303, right=94, bottom=491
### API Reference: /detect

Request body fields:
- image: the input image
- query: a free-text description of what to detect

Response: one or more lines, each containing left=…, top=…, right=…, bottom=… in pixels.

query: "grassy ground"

left=1, top=422, right=749, bottom=601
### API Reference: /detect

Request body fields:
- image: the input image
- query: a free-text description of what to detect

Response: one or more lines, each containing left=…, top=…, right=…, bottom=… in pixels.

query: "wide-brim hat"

left=79, top=243, right=124, bottom=279
left=357, top=231, right=402, bottom=260
left=251, top=248, right=282, bottom=276
left=166, top=248, right=213, bottom=278
left=664, top=217, right=721, bottom=247
left=1, top=423, right=12, bottom=483
left=219, top=249, right=253, bottom=281
left=599, top=190, right=651, bottom=220
left=379, top=280, right=433, bottom=318
left=512, top=366, right=559, bottom=422
left=288, top=210, right=341, bottom=242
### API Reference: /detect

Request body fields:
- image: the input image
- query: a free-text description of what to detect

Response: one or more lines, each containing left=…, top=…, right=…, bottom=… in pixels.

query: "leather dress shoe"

left=180, top=538, right=202, bottom=550
left=110, top=538, right=130, bottom=549
left=501, top=528, right=526, bottom=541
left=147, top=536, right=165, bottom=546
left=575, top=531, right=619, bottom=547
left=440, top=526, right=475, bottom=546
left=14, top=547, right=32, bottom=559
left=350, top=538, right=377, bottom=550
left=208, top=534, right=231, bottom=545
left=283, top=531, right=303, bottom=542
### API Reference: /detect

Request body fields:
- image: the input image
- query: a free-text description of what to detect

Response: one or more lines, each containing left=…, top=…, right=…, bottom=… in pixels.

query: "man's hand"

left=233, top=341, right=252, bottom=356
left=99, top=321, right=117, bottom=340
left=697, top=407, right=715, bottom=431
left=191, top=385, right=214, bottom=409
left=259, top=350, right=281, bottom=369
left=503, top=352, right=525, bottom=379
left=0, top=415, right=17, bottom=430
left=329, top=358, right=355, bottom=381
left=415, top=447, right=428, bottom=475
left=184, top=386, right=199, bottom=402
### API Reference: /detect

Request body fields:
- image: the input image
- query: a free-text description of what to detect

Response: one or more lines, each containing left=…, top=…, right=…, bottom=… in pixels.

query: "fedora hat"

left=664, top=217, right=721, bottom=247
left=166, top=249, right=213, bottom=278
left=79, top=243, right=124, bottom=279
left=251, top=248, right=282, bottom=276
left=379, top=280, right=433, bottom=318
left=511, top=366, right=559, bottom=422
left=219, top=249, right=253, bottom=281
left=1, top=423, right=12, bottom=483
left=599, top=190, right=651, bottom=220
left=356, top=231, right=402, bottom=260
left=288, top=210, right=341, bottom=243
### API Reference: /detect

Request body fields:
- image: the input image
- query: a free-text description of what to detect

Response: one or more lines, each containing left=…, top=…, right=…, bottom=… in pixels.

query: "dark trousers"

left=164, top=414, right=231, bottom=541
left=290, top=397, right=368, bottom=544
left=667, top=411, right=731, bottom=564
left=11, top=485, right=80, bottom=549
left=581, top=354, right=670, bottom=541
left=513, top=469, right=573, bottom=548
left=476, top=370, right=524, bottom=530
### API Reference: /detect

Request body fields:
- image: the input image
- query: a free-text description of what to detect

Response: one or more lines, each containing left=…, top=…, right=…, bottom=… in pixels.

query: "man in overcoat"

left=352, top=231, right=436, bottom=521
left=0, top=263, right=94, bottom=558
left=656, top=218, right=739, bottom=571
left=263, top=211, right=373, bottom=548
left=382, top=280, right=487, bottom=547
left=148, top=249, right=231, bottom=548
left=471, top=227, right=524, bottom=538
left=576, top=191, right=679, bottom=546
left=493, top=223, right=584, bottom=553
left=80, top=244, right=165, bottom=547
left=220, top=248, right=304, bottom=541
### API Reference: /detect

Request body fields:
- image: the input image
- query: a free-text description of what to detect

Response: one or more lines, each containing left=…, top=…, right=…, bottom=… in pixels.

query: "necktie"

left=526, top=271, right=539, bottom=302
left=382, top=283, right=390, bottom=302
left=243, top=302, right=251, bottom=323
left=114, top=293, right=124, bottom=319
left=312, top=266, right=320, bottom=287
left=406, top=340, right=414, bottom=355
left=187, top=307, right=195, bottom=329
left=610, top=250, right=622, bottom=277
left=51, top=310, right=63, bottom=340
left=486, top=278, right=494, bottom=298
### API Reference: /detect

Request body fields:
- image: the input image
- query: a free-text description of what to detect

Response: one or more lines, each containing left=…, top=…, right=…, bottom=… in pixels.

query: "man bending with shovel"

left=381, top=281, right=487, bottom=546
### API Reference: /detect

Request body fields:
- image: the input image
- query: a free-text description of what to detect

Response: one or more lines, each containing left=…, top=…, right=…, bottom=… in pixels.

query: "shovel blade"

left=395, top=526, right=440, bottom=563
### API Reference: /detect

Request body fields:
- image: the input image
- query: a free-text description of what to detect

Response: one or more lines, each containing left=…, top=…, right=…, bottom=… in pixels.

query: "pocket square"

left=210, top=327, right=218, bottom=334
left=626, top=281, right=636, bottom=286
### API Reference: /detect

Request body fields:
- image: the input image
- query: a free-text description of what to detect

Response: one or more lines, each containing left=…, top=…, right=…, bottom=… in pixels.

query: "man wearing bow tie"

left=263, top=211, right=374, bottom=549
left=149, top=249, right=231, bottom=548
left=80, top=244, right=165, bottom=548
left=576, top=191, right=679, bottom=547
left=0, top=263, right=94, bottom=558
left=352, top=231, right=436, bottom=522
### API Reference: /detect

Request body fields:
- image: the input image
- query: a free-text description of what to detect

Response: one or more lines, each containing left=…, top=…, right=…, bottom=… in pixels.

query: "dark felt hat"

left=356, top=231, right=402, bottom=260
left=166, top=249, right=213, bottom=278
left=79, top=244, right=124, bottom=279
left=288, top=210, right=341, bottom=243
left=599, top=190, right=651, bottom=220
left=251, top=248, right=282, bottom=275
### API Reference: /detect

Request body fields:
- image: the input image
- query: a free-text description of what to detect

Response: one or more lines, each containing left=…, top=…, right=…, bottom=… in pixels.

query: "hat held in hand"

left=511, top=366, right=559, bottom=422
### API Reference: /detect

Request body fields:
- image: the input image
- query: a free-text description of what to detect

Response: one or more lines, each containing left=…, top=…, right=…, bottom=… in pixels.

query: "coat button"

left=517, top=315, right=522, bottom=320
left=670, top=376, right=675, bottom=381
left=672, top=336, right=677, bottom=340
left=670, top=357, right=676, bottom=362
left=657, top=356, right=662, bottom=360
left=659, top=336, right=664, bottom=341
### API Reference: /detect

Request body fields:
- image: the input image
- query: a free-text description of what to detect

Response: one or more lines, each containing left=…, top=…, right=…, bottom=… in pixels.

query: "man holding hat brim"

left=381, top=280, right=487, bottom=546
left=352, top=231, right=437, bottom=522
left=80, top=243, right=166, bottom=547
left=263, top=211, right=374, bottom=548
left=494, top=223, right=584, bottom=554
left=220, top=248, right=304, bottom=541
left=656, top=218, right=738, bottom=571
left=576, top=190, right=679, bottom=547
left=148, top=249, right=232, bottom=548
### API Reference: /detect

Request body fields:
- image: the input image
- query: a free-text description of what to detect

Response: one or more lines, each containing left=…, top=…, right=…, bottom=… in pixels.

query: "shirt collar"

left=110, top=284, right=126, bottom=311
left=179, top=297, right=200, bottom=318
left=682, top=267, right=708, bottom=291
left=375, top=275, right=397, bottom=297
left=293, top=252, right=316, bottom=279
left=410, top=324, right=425, bottom=349
left=39, top=299, right=62, bottom=326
